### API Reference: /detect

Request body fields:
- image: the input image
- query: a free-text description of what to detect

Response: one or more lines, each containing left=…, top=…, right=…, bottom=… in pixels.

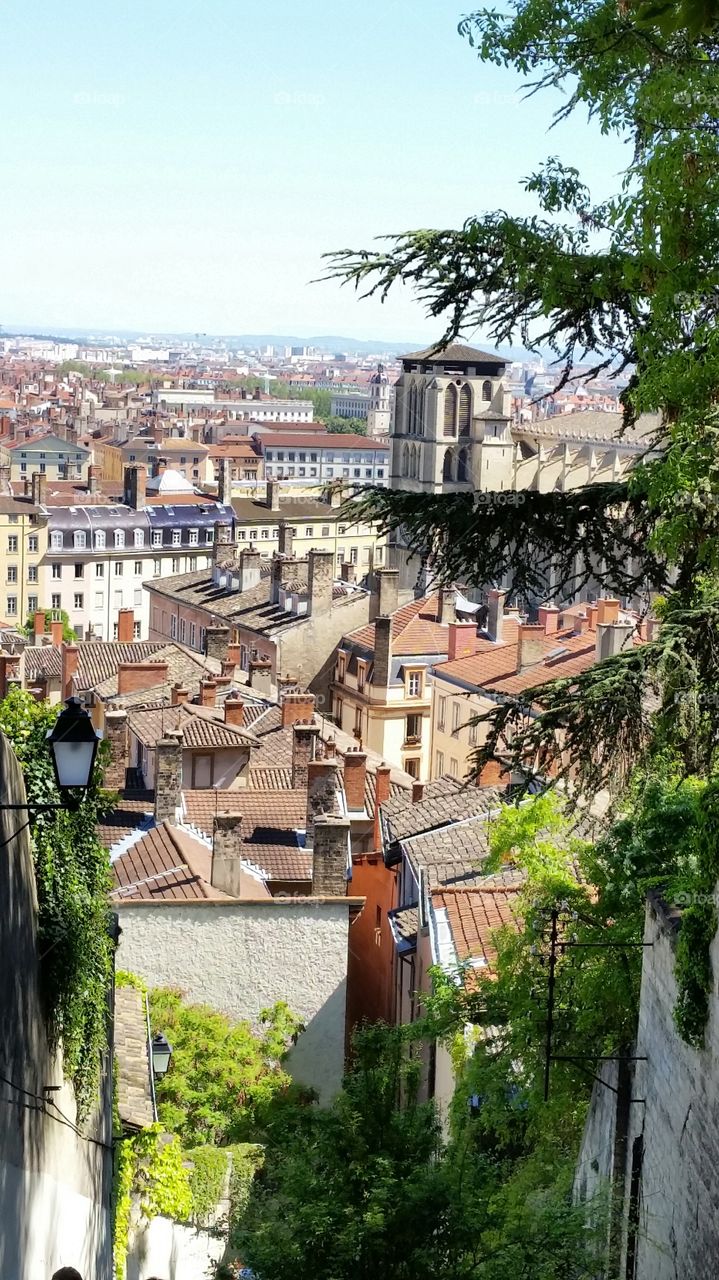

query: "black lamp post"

left=151, top=1032, right=173, bottom=1078
left=0, top=696, right=100, bottom=815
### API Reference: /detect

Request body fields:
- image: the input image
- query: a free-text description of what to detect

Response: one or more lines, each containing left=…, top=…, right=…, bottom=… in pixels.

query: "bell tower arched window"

left=442, top=449, right=454, bottom=482
left=459, top=384, right=471, bottom=437
left=443, top=383, right=458, bottom=436
left=482, top=379, right=493, bottom=402
left=402, top=444, right=410, bottom=477
left=457, top=448, right=469, bottom=482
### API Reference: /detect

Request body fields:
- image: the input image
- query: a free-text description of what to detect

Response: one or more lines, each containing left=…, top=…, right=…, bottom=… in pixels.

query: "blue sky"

left=0, top=0, right=630, bottom=342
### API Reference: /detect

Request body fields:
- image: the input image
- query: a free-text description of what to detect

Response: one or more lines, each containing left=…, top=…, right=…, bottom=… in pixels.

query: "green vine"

left=112, top=1124, right=192, bottom=1280
left=673, top=782, right=719, bottom=1044
left=185, top=1145, right=230, bottom=1228
left=0, top=688, right=116, bottom=1115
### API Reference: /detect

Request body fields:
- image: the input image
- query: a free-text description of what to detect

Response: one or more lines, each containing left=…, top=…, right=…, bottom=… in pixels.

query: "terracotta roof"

left=98, top=797, right=154, bottom=853
left=128, top=702, right=259, bottom=750
left=248, top=765, right=293, bottom=790
left=434, top=626, right=623, bottom=697
left=181, top=788, right=311, bottom=883
left=114, top=985, right=155, bottom=1130
left=111, top=821, right=234, bottom=901
left=74, top=642, right=167, bottom=691
left=433, top=882, right=523, bottom=971
left=94, top=644, right=222, bottom=702
left=388, top=905, right=418, bottom=951
left=23, top=644, right=63, bottom=680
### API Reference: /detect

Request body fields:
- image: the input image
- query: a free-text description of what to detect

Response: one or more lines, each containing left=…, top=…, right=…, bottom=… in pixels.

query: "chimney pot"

left=516, top=623, right=545, bottom=672
left=171, top=683, right=189, bottom=705
left=447, top=621, right=476, bottom=662
left=343, top=747, right=367, bottom=812
left=538, top=603, right=560, bottom=635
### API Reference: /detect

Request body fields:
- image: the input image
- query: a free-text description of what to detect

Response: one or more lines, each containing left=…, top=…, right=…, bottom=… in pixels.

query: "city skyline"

left=1, top=0, right=630, bottom=342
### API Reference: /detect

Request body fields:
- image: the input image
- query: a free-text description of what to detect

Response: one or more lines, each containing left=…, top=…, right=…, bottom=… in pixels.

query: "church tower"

left=389, top=343, right=512, bottom=494
left=366, top=363, right=392, bottom=437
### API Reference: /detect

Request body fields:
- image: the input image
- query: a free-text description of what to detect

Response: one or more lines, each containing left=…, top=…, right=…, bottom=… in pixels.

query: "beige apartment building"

left=0, top=481, right=49, bottom=626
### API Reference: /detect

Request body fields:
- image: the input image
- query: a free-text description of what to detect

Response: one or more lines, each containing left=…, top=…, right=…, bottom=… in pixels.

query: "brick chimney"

left=87, top=464, right=98, bottom=495
left=343, top=747, right=367, bottom=812
left=487, top=589, right=506, bottom=643
left=224, top=695, right=244, bottom=727
left=204, top=626, right=230, bottom=663
left=516, top=624, right=545, bottom=672
left=171, top=683, right=189, bottom=705
left=373, top=763, right=392, bottom=851
left=117, top=662, right=168, bottom=695
left=447, top=621, right=476, bottom=662
left=61, top=643, right=79, bottom=700
left=372, top=616, right=392, bottom=688
left=312, top=815, right=351, bottom=896
left=306, top=758, right=340, bottom=847
left=218, top=458, right=231, bottom=504
left=278, top=520, right=294, bottom=556
left=117, top=608, right=135, bottom=643
left=282, top=692, right=316, bottom=728
left=308, top=549, right=334, bottom=617
left=227, top=642, right=241, bottom=667
left=567, top=610, right=588, bottom=635
left=371, top=568, right=399, bottom=620
left=266, top=479, right=280, bottom=512
left=596, top=621, right=634, bottom=661
left=199, top=678, right=217, bottom=708
left=31, top=472, right=47, bottom=506
left=538, top=604, right=560, bottom=635
left=239, top=548, right=261, bottom=592
left=586, top=603, right=598, bottom=631
left=248, top=657, right=273, bottom=697
left=104, top=709, right=128, bottom=790
left=292, top=719, right=320, bottom=788
left=50, top=619, right=64, bottom=647
left=596, top=598, right=620, bottom=626
left=154, top=731, right=183, bottom=824
left=437, top=588, right=456, bottom=624
left=211, top=814, right=246, bottom=897
left=412, top=781, right=425, bottom=804
left=33, top=609, right=46, bottom=644
left=0, top=652, right=20, bottom=699
left=124, top=464, right=147, bottom=510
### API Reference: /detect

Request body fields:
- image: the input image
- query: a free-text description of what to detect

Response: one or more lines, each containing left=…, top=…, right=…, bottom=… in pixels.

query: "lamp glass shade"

left=151, top=1033, right=172, bottom=1077
left=46, top=697, right=100, bottom=792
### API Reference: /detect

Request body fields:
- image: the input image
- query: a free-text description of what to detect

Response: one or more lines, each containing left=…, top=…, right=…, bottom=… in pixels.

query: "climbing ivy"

left=113, top=1124, right=193, bottom=1280
left=0, top=688, right=116, bottom=1115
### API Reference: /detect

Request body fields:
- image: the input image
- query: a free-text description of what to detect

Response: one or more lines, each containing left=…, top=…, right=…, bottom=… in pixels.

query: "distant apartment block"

left=1, top=433, right=91, bottom=483
left=262, top=433, right=389, bottom=485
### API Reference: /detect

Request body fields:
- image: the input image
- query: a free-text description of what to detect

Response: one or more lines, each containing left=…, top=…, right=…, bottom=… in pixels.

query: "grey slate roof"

left=401, top=344, right=506, bottom=366
left=381, top=778, right=503, bottom=846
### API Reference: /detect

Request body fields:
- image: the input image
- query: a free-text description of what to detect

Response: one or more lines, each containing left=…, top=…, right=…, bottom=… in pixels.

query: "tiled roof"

left=128, top=703, right=259, bottom=750
left=113, top=985, right=155, bottom=1131
left=74, top=642, right=167, bottom=691
left=181, top=788, right=311, bottom=883
left=98, top=797, right=155, bottom=853
left=257, top=432, right=389, bottom=449
left=248, top=765, right=293, bottom=790
left=381, top=779, right=503, bottom=846
left=402, top=343, right=506, bottom=365
left=404, top=814, right=495, bottom=889
left=111, top=821, right=233, bottom=901
left=231, top=495, right=339, bottom=521
left=388, top=905, right=418, bottom=951
left=433, top=882, right=523, bottom=970
left=434, top=626, right=612, bottom=695
left=516, top=409, right=660, bottom=446
left=23, top=644, right=63, bottom=680
left=147, top=567, right=362, bottom=634
left=96, top=643, right=222, bottom=702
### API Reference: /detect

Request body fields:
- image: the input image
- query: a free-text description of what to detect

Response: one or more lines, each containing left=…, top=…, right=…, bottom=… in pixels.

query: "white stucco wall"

left=117, top=898, right=362, bottom=1102
left=127, top=1213, right=225, bottom=1280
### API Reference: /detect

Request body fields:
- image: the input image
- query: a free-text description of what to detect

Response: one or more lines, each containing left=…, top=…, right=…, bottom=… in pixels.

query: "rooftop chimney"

left=154, top=731, right=183, bottom=824
left=50, top=619, right=64, bottom=647
left=104, top=709, right=128, bottom=791
left=87, top=465, right=98, bottom=495
left=248, top=657, right=273, bottom=697
left=308, top=549, right=333, bottom=617
left=117, top=608, right=135, bottom=644
left=33, top=609, right=46, bottom=645
left=596, top=621, right=634, bottom=661
left=171, top=683, right=189, bottom=705
left=596, top=598, right=620, bottom=626
left=239, top=547, right=261, bottom=592
left=412, top=781, right=425, bottom=804
left=437, top=588, right=456, bottom=624
left=306, top=758, right=340, bottom=849
left=123, top=464, right=147, bottom=511
left=340, top=562, right=356, bottom=585
left=61, top=643, right=79, bottom=701
left=487, top=589, right=506, bottom=643
left=372, top=616, right=392, bottom=688
left=568, top=610, right=589, bottom=635
left=266, top=479, right=280, bottom=512
left=371, top=568, right=399, bottom=620
left=218, top=458, right=232, bottom=504
left=292, top=719, right=320, bottom=788
left=224, top=695, right=244, bottom=727
left=516, top=624, right=545, bottom=672
left=199, top=678, right=217, bottom=708
left=117, top=661, right=168, bottom=695
left=447, top=621, right=476, bottom=662
left=31, top=472, right=47, bottom=506
left=373, top=763, right=392, bottom=851
left=538, top=603, right=560, bottom=635
left=312, top=815, right=351, bottom=896
left=211, top=814, right=246, bottom=897
left=204, top=626, right=230, bottom=663
left=278, top=520, right=294, bottom=556
left=282, top=692, right=316, bottom=728
left=343, top=746, right=367, bottom=812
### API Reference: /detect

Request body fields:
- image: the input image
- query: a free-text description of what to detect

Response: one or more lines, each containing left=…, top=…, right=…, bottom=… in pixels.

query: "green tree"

left=22, top=606, right=74, bottom=643
left=324, top=415, right=368, bottom=434
left=148, top=987, right=304, bottom=1146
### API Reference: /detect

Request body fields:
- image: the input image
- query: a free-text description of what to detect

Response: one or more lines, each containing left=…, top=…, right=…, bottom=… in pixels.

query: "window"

left=405, top=713, right=422, bottom=743
left=180, top=456, right=186, bottom=465
left=354, top=706, right=363, bottom=737
left=449, top=757, right=459, bottom=778
left=350, top=547, right=358, bottom=564
left=152, top=531, right=162, bottom=547
left=27, top=595, right=37, bottom=613
left=469, top=719, right=478, bottom=746
left=74, top=593, right=84, bottom=610
left=96, top=563, right=104, bottom=578
left=188, top=556, right=197, bottom=571
left=172, top=529, right=181, bottom=546
left=200, top=626, right=206, bottom=653
left=170, top=615, right=177, bottom=639
left=134, top=528, right=144, bottom=547
left=7, top=536, right=17, bottom=553
left=74, top=563, right=83, bottom=579
left=172, top=557, right=180, bottom=573
left=180, top=618, right=186, bottom=643
left=52, top=563, right=61, bottom=579
left=51, top=593, right=61, bottom=610
left=377, top=468, right=384, bottom=478
left=405, top=757, right=420, bottom=779
left=134, top=588, right=142, bottom=606
left=334, top=697, right=343, bottom=727
left=190, top=622, right=196, bottom=648
left=205, top=528, right=214, bottom=543
left=6, top=596, right=17, bottom=616
left=357, top=661, right=366, bottom=692
left=28, top=535, right=38, bottom=552
left=6, top=566, right=17, bottom=584
left=115, top=562, right=123, bottom=577
left=133, top=561, right=142, bottom=576
left=337, top=654, right=346, bottom=683
left=261, top=528, right=269, bottom=539
left=28, top=565, right=38, bottom=583
left=188, top=528, right=198, bottom=545
left=153, top=559, right=161, bottom=575
left=72, top=530, right=85, bottom=550
left=50, top=531, right=62, bottom=550
left=435, top=750, right=445, bottom=776
left=95, top=589, right=104, bottom=608
left=114, top=529, right=125, bottom=549
left=437, top=696, right=447, bottom=730
left=305, top=526, right=313, bottom=537
left=451, top=702, right=461, bottom=736
left=95, top=529, right=106, bottom=550
left=406, top=670, right=422, bottom=698
left=321, top=525, right=330, bottom=537
left=249, top=529, right=258, bottom=540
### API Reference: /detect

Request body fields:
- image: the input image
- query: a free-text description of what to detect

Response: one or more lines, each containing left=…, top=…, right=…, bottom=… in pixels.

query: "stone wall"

left=0, top=728, right=113, bottom=1280
left=116, top=897, right=364, bottom=1102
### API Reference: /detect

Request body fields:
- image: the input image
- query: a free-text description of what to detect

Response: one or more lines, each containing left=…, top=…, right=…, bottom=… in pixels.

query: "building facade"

left=261, top=433, right=389, bottom=485
left=2, top=432, right=91, bottom=482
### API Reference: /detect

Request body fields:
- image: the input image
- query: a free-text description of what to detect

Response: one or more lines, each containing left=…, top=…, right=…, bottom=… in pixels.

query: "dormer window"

left=95, top=530, right=106, bottom=549
left=406, top=669, right=423, bottom=698
left=172, top=529, right=181, bottom=546
left=73, top=530, right=86, bottom=549
left=50, top=531, right=63, bottom=551
left=188, top=528, right=199, bottom=545
left=114, top=529, right=125, bottom=549
left=134, top=529, right=144, bottom=547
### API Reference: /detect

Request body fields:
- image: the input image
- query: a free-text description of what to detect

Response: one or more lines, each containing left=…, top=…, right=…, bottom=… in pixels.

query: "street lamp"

left=47, top=697, right=100, bottom=795
left=151, top=1032, right=173, bottom=1078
